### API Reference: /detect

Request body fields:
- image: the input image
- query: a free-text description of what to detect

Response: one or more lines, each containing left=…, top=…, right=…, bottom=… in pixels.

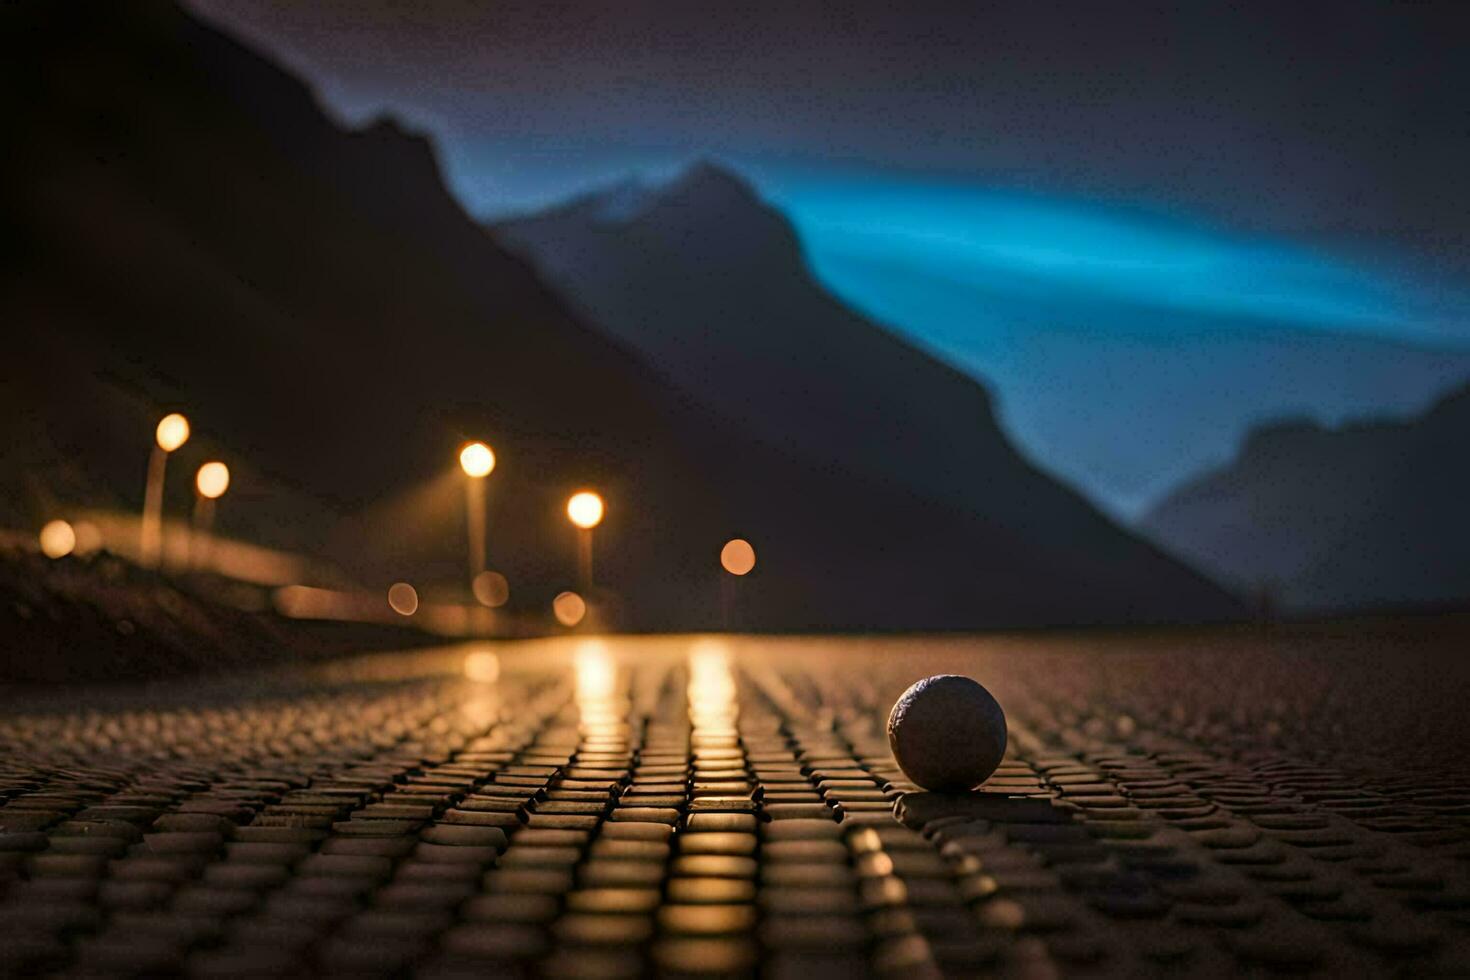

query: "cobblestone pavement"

left=1, top=627, right=1467, bottom=977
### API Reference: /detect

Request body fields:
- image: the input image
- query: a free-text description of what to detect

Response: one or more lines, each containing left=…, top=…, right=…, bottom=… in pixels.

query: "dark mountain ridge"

left=1143, top=383, right=1470, bottom=611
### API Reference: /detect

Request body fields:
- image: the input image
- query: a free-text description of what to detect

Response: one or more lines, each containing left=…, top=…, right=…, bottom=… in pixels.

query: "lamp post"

left=459, top=442, right=496, bottom=592
left=719, top=538, right=756, bottom=629
left=566, top=490, right=604, bottom=593
left=190, top=461, right=230, bottom=571
left=141, top=412, right=190, bottom=569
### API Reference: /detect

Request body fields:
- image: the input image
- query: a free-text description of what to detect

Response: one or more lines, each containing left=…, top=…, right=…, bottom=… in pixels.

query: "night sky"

left=187, top=0, right=1470, bottom=516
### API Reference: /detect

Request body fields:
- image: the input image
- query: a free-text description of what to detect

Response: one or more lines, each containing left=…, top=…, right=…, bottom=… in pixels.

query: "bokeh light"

left=472, top=570, right=510, bottom=607
left=39, top=520, right=76, bottom=559
left=566, top=491, right=604, bottom=529
left=387, top=582, right=420, bottom=616
left=155, top=413, right=190, bottom=452
left=459, top=441, right=495, bottom=478
left=720, top=538, right=757, bottom=575
left=195, top=461, right=230, bottom=499
left=553, top=590, right=587, bottom=627
left=462, top=649, right=501, bottom=683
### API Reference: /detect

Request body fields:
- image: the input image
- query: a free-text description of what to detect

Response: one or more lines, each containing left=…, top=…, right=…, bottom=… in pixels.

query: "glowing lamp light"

left=553, top=590, right=587, bottom=627
left=387, top=582, right=419, bottom=616
left=195, top=461, right=230, bottom=499
left=567, top=491, right=604, bottom=530
left=720, top=538, right=756, bottom=576
left=472, top=570, right=510, bottom=608
left=459, top=442, right=495, bottom=478
left=155, top=413, right=191, bottom=453
left=39, top=520, right=76, bottom=559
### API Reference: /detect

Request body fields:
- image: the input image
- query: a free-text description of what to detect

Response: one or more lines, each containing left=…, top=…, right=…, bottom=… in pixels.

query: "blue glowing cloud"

left=755, top=174, right=1469, bottom=346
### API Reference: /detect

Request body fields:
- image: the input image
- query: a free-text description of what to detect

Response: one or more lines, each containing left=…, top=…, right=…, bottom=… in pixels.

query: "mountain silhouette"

left=499, top=164, right=1237, bottom=616
left=1, top=1, right=1238, bottom=630
left=1143, top=383, right=1470, bottom=611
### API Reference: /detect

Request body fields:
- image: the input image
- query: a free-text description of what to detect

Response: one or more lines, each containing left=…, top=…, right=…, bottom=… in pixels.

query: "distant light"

left=463, top=649, right=501, bottom=683
left=553, top=590, right=587, bottom=627
left=460, top=442, right=496, bottom=478
left=195, top=461, right=230, bottom=499
left=472, top=570, right=510, bottom=608
left=387, top=582, right=420, bottom=616
left=39, top=520, right=76, bottom=559
left=720, top=538, right=756, bottom=576
left=567, top=491, right=604, bottom=529
left=155, top=413, right=190, bottom=452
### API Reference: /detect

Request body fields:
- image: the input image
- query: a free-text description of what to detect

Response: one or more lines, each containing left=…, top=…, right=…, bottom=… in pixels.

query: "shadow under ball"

left=888, top=674, right=1007, bottom=792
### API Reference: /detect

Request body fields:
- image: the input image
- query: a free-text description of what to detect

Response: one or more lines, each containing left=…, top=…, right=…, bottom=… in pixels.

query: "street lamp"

left=459, top=441, right=496, bottom=590
left=140, top=412, right=190, bottom=569
left=720, top=538, right=756, bottom=576
left=460, top=441, right=495, bottom=478
left=190, top=461, right=230, bottom=571
left=196, top=461, right=230, bottom=499
left=566, top=490, right=604, bottom=593
left=719, top=538, right=756, bottom=629
left=39, top=520, right=76, bottom=559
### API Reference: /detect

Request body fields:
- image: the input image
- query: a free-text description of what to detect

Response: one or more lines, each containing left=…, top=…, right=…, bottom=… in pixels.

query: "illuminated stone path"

left=1, top=630, right=1467, bottom=976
